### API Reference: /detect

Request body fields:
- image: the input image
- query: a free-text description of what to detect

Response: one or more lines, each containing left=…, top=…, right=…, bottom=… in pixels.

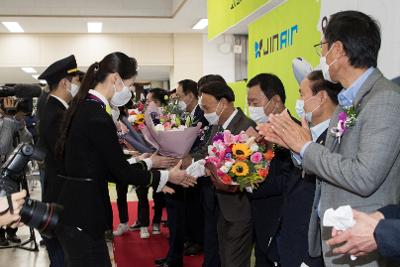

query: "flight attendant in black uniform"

left=55, top=52, right=196, bottom=267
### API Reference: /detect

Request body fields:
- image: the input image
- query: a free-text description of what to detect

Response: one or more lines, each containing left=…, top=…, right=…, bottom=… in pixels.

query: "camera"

left=0, top=143, right=62, bottom=237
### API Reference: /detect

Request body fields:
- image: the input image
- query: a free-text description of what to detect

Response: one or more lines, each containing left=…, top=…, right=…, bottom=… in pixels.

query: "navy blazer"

left=375, top=205, right=400, bottom=262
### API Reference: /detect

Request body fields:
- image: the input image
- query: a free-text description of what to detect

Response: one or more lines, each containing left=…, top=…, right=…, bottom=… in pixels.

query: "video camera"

left=0, top=143, right=62, bottom=237
left=0, top=84, right=42, bottom=99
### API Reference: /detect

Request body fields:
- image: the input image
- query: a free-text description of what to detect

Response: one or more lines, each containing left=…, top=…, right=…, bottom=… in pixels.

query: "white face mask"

left=178, top=100, right=187, bottom=111
left=320, top=45, right=338, bottom=83
left=248, top=106, right=268, bottom=124
left=295, top=95, right=321, bottom=122
left=111, top=79, right=132, bottom=107
left=204, top=101, right=223, bottom=125
left=69, top=83, right=80, bottom=98
left=110, top=107, right=120, bottom=123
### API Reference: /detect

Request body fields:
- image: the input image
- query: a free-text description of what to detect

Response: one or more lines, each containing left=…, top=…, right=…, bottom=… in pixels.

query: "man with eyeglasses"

left=259, top=10, right=400, bottom=267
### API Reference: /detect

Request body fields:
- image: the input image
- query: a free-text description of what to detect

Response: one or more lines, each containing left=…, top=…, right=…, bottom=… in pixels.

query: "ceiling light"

left=2, top=22, right=24, bottom=33
left=87, top=22, right=102, bottom=33
left=21, top=67, right=37, bottom=74
left=192, top=19, right=208, bottom=30
left=32, top=74, right=47, bottom=83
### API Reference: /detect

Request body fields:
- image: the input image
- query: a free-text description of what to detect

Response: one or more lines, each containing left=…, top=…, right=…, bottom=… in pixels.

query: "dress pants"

left=201, top=181, right=221, bottom=267
left=116, top=183, right=129, bottom=223
left=136, top=186, right=164, bottom=226
left=166, top=197, right=186, bottom=265
left=43, top=236, right=65, bottom=267
left=57, top=225, right=111, bottom=267
left=185, top=186, right=204, bottom=245
left=217, top=208, right=253, bottom=267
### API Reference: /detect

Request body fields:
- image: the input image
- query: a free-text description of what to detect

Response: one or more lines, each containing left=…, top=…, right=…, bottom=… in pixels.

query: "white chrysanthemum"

left=220, top=165, right=230, bottom=174
left=250, top=144, right=259, bottom=152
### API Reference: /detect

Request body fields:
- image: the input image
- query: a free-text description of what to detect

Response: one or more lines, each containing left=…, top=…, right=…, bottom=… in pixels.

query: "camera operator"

left=0, top=98, right=32, bottom=246
left=37, top=55, right=82, bottom=267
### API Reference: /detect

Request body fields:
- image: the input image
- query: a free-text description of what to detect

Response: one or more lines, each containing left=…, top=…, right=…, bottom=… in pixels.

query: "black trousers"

left=57, top=225, right=111, bottom=267
left=43, top=236, right=65, bottom=267
left=185, top=186, right=204, bottom=245
left=201, top=182, right=221, bottom=267
left=116, top=183, right=129, bottom=223
left=136, top=186, right=164, bottom=226
left=166, top=197, right=186, bottom=264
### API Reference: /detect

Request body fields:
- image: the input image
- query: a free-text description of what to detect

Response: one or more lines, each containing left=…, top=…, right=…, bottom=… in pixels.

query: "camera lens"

left=20, top=198, right=63, bottom=237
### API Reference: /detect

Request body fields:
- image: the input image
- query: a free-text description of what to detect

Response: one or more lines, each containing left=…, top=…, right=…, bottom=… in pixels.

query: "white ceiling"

left=0, top=0, right=208, bottom=34
left=0, top=0, right=205, bottom=83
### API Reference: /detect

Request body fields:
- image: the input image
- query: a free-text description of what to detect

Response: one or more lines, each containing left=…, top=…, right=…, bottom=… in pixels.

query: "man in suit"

left=278, top=70, right=342, bottom=267
left=38, top=55, right=81, bottom=267
left=327, top=205, right=400, bottom=263
left=246, top=73, right=293, bottom=267
left=157, top=79, right=208, bottom=267
left=261, top=11, right=400, bottom=267
left=198, top=81, right=256, bottom=267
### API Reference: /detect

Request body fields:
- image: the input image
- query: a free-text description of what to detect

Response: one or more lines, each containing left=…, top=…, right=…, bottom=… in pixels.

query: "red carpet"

left=112, top=201, right=204, bottom=267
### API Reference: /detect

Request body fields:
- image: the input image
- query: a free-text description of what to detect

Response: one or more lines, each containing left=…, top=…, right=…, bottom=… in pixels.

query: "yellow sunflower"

left=232, top=143, right=252, bottom=160
left=135, top=114, right=145, bottom=124
left=231, top=161, right=250, bottom=177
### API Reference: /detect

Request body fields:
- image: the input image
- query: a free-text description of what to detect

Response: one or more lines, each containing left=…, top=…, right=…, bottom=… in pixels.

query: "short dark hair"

left=199, top=82, right=235, bottom=102
left=324, top=10, right=381, bottom=68
left=198, top=74, right=226, bottom=90
left=48, top=74, right=75, bottom=91
left=178, top=79, right=198, bottom=98
left=247, top=73, right=286, bottom=103
left=307, top=70, right=342, bottom=105
left=149, top=88, right=169, bottom=105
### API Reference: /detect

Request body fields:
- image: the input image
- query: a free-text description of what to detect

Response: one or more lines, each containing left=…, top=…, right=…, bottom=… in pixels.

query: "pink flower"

left=238, top=132, right=248, bottom=143
left=250, top=152, right=263, bottom=164
left=206, top=157, right=222, bottom=168
left=223, top=131, right=236, bottom=145
left=163, top=122, right=171, bottom=130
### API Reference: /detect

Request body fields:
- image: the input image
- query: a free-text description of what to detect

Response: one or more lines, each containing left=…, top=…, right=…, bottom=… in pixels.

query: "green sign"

left=248, top=0, right=321, bottom=115
left=208, top=0, right=270, bottom=40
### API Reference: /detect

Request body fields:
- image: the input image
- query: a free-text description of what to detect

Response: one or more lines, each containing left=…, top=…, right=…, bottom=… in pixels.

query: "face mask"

left=248, top=106, right=268, bottom=124
left=68, top=83, right=80, bottom=98
left=178, top=100, right=187, bottom=111
left=204, top=101, right=223, bottom=125
left=111, top=79, right=132, bottom=107
left=320, top=45, right=338, bottom=83
left=110, top=107, right=120, bottom=123
left=295, top=96, right=322, bottom=122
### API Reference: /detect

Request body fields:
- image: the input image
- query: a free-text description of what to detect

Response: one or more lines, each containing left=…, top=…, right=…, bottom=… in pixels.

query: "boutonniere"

left=199, top=126, right=211, bottom=141
left=331, top=105, right=358, bottom=143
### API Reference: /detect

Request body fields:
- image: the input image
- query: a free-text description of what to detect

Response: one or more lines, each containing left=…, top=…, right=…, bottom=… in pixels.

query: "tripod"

left=0, top=172, right=39, bottom=252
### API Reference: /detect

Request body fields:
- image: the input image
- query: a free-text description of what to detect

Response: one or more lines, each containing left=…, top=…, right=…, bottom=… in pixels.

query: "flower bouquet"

left=140, top=100, right=202, bottom=158
left=205, top=130, right=275, bottom=191
left=127, top=101, right=146, bottom=129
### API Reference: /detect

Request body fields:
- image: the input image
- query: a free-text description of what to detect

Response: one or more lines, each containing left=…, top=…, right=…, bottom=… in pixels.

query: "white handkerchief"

left=323, top=205, right=357, bottom=260
left=186, top=159, right=206, bottom=178
left=323, top=205, right=355, bottom=230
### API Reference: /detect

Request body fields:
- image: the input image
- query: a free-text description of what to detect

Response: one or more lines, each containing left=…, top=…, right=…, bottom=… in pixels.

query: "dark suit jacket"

left=375, top=205, right=400, bottom=262
left=58, top=97, right=161, bottom=239
left=250, top=145, right=293, bottom=263
left=39, top=96, right=67, bottom=203
left=215, top=108, right=256, bottom=222
left=278, top=130, right=327, bottom=267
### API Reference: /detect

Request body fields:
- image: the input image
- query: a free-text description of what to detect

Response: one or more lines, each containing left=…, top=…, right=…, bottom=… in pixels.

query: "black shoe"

left=0, top=236, right=9, bottom=246
left=154, top=257, right=167, bottom=265
left=6, top=234, right=21, bottom=243
left=183, top=241, right=193, bottom=250
left=184, top=243, right=202, bottom=256
left=39, top=239, right=46, bottom=247
left=129, top=221, right=142, bottom=231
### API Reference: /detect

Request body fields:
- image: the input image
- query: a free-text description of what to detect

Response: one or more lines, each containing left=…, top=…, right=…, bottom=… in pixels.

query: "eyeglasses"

left=313, top=41, right=328, bottom=57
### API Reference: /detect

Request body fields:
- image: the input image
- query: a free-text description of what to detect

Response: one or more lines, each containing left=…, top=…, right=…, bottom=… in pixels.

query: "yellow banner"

left=208, top=0, right=270, bottom=40
left=248, top=0, right=321, bottom=115
left=229, top=81, right=248, bottom=114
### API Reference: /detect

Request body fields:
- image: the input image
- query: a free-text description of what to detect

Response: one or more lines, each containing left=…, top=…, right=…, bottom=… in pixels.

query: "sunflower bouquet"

left=205, top=130, right=275, bottom=191
left=127, top=101, right=146, bottom=129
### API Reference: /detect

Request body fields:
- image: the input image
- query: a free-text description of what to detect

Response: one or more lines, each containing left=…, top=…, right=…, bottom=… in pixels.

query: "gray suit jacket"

left=304, top=69, right=400, bottom=266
